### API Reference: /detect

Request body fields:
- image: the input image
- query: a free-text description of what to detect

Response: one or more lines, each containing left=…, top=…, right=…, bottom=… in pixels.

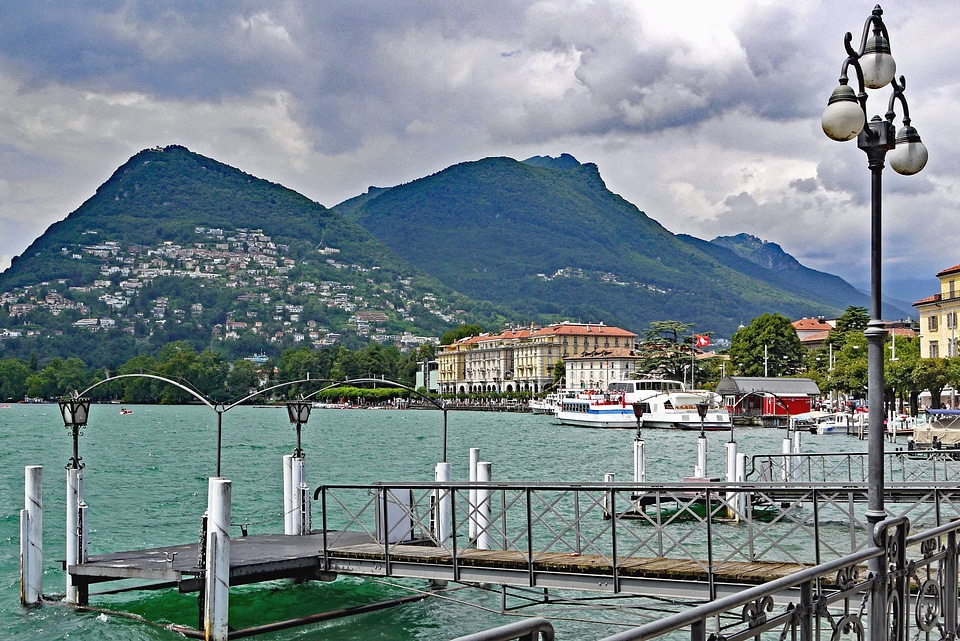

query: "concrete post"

left=476, top=462, right=492, bottom=550
left=435, top=462, right=452, bottom=546
left=469, top=448, right=479, bottom=541
left=20, top=465, right=42, bottom=605
left=65, top=467, right=83, bottom=604
left=282, top=454, right=293, bottom=535
left=204, top=477, right=231, bottom=641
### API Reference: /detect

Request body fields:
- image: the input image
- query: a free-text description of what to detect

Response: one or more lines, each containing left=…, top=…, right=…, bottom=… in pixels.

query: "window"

left=930, top=341, right=940, bottom=358
left=929, top=315, right=939, bottom=331
left=951, top=280, right=956, bottom=299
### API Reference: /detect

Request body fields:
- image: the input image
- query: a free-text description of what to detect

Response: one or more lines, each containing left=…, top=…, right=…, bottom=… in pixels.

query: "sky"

left=1, top=1, right=958, bottom=307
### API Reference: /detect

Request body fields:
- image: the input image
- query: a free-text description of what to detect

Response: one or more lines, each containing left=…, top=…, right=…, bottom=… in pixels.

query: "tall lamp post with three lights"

left=820, top=5, right=927, bottom=634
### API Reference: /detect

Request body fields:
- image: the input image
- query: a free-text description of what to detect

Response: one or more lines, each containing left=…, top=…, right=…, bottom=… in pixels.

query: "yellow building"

left=436, top=322, right=637, bottom=395
left=914, top=263, right=960, bottom=358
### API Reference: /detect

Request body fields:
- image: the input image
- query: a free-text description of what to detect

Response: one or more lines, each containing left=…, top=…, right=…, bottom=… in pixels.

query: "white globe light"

left=821, top=85, right=864, bottom=141
left=860, top=35, right=896, bottom=89
left=889, top=125, right=928, bottom=175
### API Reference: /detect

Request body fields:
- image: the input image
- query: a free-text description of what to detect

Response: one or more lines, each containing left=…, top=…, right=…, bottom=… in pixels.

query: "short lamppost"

left=58, top=395, right=91, bottom=469
left=285, top=398, right=312, bottom=458
left=821, top=4, right=927, bottom=635
left=284, top=398, right=312, bottom=535
left=58, top=394, right=91, bottom=605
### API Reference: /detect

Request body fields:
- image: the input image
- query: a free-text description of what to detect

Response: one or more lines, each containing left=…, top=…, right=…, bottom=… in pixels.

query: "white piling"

left=291, top=456, right=306, bottom=535
left=633, top=436, right=645, bottom=483
left=736, top=452, right=748, bottom=522
left=282, top=455, right=294, bottom=535
left=469, top=448, right=479, bottom=540
left=725, top=440, right=737, bottom=518
left=781, top=435, right=792, bottom=482
left=20, top=465, right=42, bottom=605
left=695, top=434, right=708, bottom=478
left=65, top=467, right=83, bottom=604
left=792, top=431, right=803, bottom=484
left=205, top=477, right=231, bottom=641
left=476, top=462, right=492, bottom=550
left=435, top=462, right=452, bottom=546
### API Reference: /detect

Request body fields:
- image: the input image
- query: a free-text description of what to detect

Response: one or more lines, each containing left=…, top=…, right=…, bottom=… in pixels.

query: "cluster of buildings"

left=0, top=226, right=452, bottom=351
left=914, top=263, right=960, bottom=359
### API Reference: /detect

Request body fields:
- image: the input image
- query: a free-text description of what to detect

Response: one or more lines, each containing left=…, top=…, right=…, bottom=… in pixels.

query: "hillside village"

left=0, top=225, right=448, bottom=353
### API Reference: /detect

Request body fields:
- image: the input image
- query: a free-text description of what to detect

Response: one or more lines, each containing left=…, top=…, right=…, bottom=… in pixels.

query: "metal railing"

left=450, top=617, right=555, bottom=641
left=748, top=450, right=960, bottom=484
left=314, top=481, right=960, bottom=593
left=595, top=514, right=960, bottom=641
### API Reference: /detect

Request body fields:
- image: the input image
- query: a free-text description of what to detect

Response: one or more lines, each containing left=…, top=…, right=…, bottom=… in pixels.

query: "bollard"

left=476, top=462, right=492, bottom=550
left=435, top=462, right=452, bottom=546
left=634, top=436, right=645, bottom=483
left=781, top=436, right=792, bottom=482
left=469, top=448, right=479, bottom=541
left=291, top=456, right=306, bottom=535
left=205, top=477, right=231, bottom=641
left=21, top=465, right=42, bottom=605
left=65, top=467, right=84, bottom=604
left=725, top=440, right=737, bottom=518
left=736, top=452, right=748, bottom=522
left=695, top=434, right=708, bottom=478
left=792, top=431, right=803, bottom=484
left=282, top=455, right=294, bottom=535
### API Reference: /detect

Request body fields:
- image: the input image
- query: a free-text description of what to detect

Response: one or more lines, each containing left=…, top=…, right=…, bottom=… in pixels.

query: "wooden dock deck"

left=71, top=530, right=822, bottom=602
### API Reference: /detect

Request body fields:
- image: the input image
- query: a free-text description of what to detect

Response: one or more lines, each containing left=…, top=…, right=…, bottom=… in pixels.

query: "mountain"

left=0, top=147, right=893, bottom=368
left=0, top=146, right=512, bottom=366
left=336, top=155, right=864, bottom=336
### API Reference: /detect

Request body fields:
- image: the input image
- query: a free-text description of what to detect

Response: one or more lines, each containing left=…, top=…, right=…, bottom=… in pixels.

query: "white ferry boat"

left=555, top=379, right=732, bottom=430
left=528, top=392, right=560, bottom=415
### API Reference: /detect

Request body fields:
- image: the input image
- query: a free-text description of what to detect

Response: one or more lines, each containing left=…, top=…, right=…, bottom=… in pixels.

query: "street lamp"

left=821, top=1, right=927, bottom=550
left=58, top=395, right=91, bottom=469
left=285, top=398, right=312, bottom=458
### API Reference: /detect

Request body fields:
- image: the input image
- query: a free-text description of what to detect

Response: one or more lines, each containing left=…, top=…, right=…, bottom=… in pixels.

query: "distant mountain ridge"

left=0, top=146, right=905, bottom=368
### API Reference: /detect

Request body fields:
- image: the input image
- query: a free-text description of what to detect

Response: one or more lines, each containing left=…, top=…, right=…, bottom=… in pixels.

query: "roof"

left=531, top=322, right=636, bottom=338
left=937, top=264, right=960, bottom=278
left=913, top=293, right=941, bottom=307
left=792, top=318, right=833, bottom=332
left=715, top=377, right=821, bottom=396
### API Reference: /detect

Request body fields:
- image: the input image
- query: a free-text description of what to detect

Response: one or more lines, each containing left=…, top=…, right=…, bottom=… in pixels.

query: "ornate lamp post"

left=821, top=4, right=927, bottom=623
left=58, top=395, right=91, bottom=469
left=285, top=399, right=312, bottom=458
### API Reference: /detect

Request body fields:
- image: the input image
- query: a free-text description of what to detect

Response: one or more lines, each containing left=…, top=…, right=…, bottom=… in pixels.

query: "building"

left=716, top=377, right=821, bottom=421
left=563, top=347, right=644, bottom=390
left=792, top=317, right=835, bottom=350
left=914, top=263, right=960, bottom=358
left=436, top=322, right=637, bottom=395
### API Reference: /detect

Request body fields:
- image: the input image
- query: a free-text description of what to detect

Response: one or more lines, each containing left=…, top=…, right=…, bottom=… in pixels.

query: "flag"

left=695, top=334, right=710, bottom=347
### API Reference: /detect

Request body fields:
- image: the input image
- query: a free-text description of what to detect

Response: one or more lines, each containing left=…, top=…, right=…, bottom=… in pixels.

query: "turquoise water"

left=1, top=405, right=877, bottom=640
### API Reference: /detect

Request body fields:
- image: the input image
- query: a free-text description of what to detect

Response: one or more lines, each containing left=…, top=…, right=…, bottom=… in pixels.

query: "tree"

left=635, top=320, right=696, bottom=381
left=914, top=358, right=950, bottom=409
left=0, top=358, right=30, bottom=401
left=225, top=359, right=261, bottom=400
left=440, top=324, right=485, bottom=345
left=729, top=314, right=803, bottom=377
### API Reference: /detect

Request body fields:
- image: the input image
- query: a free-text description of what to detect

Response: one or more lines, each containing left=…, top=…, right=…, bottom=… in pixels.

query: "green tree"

left=635, top=320, right=696, bottom=381
left=729, top=314, right=803, bottom=377
left=225, top=359, right=261, bottom=401
left=440, top=324, right=485, bottom=345
left=914, top=358, right=950, bottom=409
left=0, top=358, right=30, bottom=401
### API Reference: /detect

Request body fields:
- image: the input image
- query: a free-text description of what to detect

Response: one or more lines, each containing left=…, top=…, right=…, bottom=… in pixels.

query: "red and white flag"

left=695, top=334, right=710, bottom=347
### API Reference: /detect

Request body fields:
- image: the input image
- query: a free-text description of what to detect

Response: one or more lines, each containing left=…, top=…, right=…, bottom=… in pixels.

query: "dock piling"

left=476, top=462, right=492, bottom=550
left=65, top=466, right=84, bottom=604
left=20, top=465, right=42, bottom=606
left=469, top=448, right=479, bottom=541
left=204, top=477, right=231, bottom=641
left=282, top=454, right=293, bottom=534
left=435, top=462, right=452, bottom=546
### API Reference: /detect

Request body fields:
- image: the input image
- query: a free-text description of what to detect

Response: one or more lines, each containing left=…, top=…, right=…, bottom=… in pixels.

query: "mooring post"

left=633, top=435, right=645, bottom=483
left=736, top=452, right=748, bottom=522
left=204, top=477, right=231, bottom=641
left=469, top=448, right=479, bottom=541
left=476, top=462, right=492, bottom=551
left=792, top=430, right=803, bottom=485
left=291, top=456, right=306, bottom=535
left=65, top=466, right=84, bottom=604
left=603, top=472, right=615, bottom=519
left=20, top=465, right=42, bottom=605
left=725, top=440, right=737, bottom=518
left=435, top=462, right=452, bottom=546
left=781, top=434, right=792, bottom=482
left=282, top=454, right=293, bottom=535
left=695, top=433, right=708, bottom=478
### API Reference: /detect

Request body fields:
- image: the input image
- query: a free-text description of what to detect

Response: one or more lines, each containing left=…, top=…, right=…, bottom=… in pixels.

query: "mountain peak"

left=711, top=233, right=802, bottom=271
left=521, top=153, right=581, bottom=170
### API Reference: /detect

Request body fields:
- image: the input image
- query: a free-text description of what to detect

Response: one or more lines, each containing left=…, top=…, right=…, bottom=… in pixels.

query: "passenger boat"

left=555, top=379, right=732, bottom=430
left=791, top=411, right=849, bottom=435
left=907, top=409, right=960, bottom=455
left=528, top=392, right=560, bottom=415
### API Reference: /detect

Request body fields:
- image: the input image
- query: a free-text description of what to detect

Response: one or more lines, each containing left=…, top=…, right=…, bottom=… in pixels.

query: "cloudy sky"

left=1, top=1, right=957, bottom=305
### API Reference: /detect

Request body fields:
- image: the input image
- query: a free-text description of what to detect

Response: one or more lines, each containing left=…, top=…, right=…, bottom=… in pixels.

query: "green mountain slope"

left=337, top=156, right=849, bottom=336
left=0, top=146, right=511, bottom=366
